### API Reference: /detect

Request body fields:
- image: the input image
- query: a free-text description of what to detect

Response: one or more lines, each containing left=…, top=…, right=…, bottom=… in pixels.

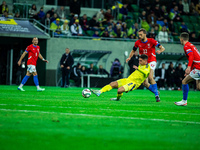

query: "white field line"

left=0, top=108, right=200, bottom=125
left=0, top=103, right=200, bottom=116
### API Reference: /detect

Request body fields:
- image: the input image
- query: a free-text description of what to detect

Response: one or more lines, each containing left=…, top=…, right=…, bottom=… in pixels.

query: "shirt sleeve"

left=25, top=46, right=31, bottom=53
left=133, top=41, right=138, bottom=51
left=186, top=49, right=194, bottom=67
left=151, top=38, right=160, bottom=47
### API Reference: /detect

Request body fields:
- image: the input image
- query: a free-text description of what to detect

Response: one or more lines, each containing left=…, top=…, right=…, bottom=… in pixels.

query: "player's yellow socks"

left=100, top=84, right=112, bottom=93
left=117, top=93, right=123, bottom=100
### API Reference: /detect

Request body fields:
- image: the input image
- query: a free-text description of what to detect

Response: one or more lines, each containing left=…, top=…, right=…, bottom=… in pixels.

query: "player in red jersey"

left=126, top=28, right=165, bottom=102
left=175, top=32, right=200, bottom=106
left=17, top=37, right=49, bottom=91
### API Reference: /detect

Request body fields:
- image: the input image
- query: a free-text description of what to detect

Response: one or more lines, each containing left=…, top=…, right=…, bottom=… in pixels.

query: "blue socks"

left=20, top=75, right=40, bottom=89
left=182, top=84, right=189, bottom=101
left=33, top=75, right=39, bottom=86
left=21, top=75, right=30, bottom=85
left=148, top=84, right=159, bottom=96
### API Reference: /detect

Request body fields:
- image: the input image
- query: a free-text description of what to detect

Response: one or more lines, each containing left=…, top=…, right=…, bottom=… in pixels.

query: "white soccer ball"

left=82, top=89, right=91, bottom=98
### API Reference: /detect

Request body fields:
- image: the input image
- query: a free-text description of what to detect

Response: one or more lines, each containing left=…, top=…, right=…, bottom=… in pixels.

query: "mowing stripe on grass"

left=0, top=108, right=200, bottom=125
left=0, top=103, right=200, bottom=116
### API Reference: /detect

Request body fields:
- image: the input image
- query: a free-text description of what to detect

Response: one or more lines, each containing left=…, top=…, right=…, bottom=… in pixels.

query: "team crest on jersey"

left=151, top=64, right=155, bottom=67
left=148, top=43, right=150, bottom=48
left=193, top=70, right=196, bottom=74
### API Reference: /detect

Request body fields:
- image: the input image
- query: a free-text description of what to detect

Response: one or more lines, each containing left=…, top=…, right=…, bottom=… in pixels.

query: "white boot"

left=174, top=100, right=187, bottom=106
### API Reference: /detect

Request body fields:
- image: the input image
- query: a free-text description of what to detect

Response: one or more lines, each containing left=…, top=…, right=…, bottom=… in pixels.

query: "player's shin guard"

left=100, top=84, right=112, bottom=93
left=117, top=93, right=123, bottom=100
left=33, top=75, right=40, bottom=89
left=148, top=84, right=159, bottom=96
left=19, top=75, right=30, bottom=87
left=182, top=84, right=189, bottom=101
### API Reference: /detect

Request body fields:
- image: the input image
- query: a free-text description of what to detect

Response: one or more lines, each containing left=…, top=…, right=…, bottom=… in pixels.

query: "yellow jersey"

left=127, top=64, right=150, bottom=85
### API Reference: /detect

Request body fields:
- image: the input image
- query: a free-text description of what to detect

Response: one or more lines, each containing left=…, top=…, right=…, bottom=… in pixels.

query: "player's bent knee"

left=148, top=77, right=153, bottom=82
left=182, top=79, right=187, bottom=85
left=143, top=81, right=148, bottom=86
left=110, top=81, right=117, bottom=88
left=196, top=83, right=200, bottom=90
left=26, top=72, right=32, bottom=76
left=33, top=72, right=37, bottom=76
left=148, top=77, right=155, bottom=84
left=117, top=87, right=124, bottom=94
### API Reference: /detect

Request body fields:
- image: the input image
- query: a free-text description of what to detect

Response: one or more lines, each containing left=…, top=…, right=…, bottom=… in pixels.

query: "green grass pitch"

left=0, top=85, right=200, bottom=150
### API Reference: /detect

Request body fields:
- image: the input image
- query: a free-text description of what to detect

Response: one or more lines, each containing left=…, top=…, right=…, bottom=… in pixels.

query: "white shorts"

left=27, top=65, right=36, bottom=73
left=149, top=61, right=157, bottom=71
left=189, top=69, right=200, bottom=80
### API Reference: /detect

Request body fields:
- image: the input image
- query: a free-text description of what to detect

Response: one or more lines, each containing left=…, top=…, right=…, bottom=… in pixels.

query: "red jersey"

left=134, top=38, right=159, bottom=63
left=184, top=42, right=200, bottom=70
left=25, top=44, right=40, bottom=66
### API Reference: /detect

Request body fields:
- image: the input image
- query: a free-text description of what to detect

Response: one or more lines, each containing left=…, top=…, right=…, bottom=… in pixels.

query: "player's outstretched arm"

left=39, top=53, right=49, bottom=63
left=18, top=51, right=27, bottom=66
left=126, top=50, right=135, bottom=63
left=156, top=45, right=165, bottom=54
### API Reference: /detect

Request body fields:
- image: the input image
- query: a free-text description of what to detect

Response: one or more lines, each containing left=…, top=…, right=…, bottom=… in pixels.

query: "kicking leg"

left=101, top=81, right=118, bottom=93
left=175, top=75, right=194, bottom=106
left=91, top=81, right=118, bottom=97
left=18, top=71, right=32, bottom=91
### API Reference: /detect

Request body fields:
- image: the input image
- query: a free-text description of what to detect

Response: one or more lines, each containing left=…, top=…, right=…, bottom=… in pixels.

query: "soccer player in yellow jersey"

left=91, top=54, right=150, bottom=101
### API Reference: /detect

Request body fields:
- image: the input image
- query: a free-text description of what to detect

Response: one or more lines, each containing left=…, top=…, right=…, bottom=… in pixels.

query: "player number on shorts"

left=143, top=49, right=147, bottom=54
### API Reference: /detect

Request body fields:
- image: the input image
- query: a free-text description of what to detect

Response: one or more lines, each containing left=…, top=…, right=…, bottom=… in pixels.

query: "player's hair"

left=138, top=28, right=147, bottom=34
left=139, top=54, right=148, bottom=60
left=33, top=37, right=38, bottom=40
left=180, top=32, right=189, bottom=41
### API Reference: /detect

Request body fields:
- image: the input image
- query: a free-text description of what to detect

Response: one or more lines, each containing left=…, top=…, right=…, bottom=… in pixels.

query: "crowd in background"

left=139, top=0, right=200, bottom=42
left=1, top=0, right=200, bottom=41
